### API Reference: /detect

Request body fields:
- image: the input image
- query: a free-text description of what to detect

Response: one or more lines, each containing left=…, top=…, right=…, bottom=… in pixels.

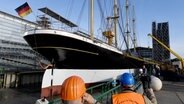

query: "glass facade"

left=0, top=11, right=49, bottom=70
left=152, top=22, right=170, bottom=62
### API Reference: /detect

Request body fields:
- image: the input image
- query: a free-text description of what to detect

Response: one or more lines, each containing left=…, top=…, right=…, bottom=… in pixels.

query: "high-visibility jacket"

left=112, top=92, right=145, bottom=104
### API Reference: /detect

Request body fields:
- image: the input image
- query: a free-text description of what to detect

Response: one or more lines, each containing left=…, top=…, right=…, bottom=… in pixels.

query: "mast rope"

left=118, top=20, right=133, bottom=54
left=117, top=1, right=126, bottom=50
left=97, top=0, right=106, bottom=29
left=66, top=0, right=74, bottom=19
left=77, top=0, right=87, bottom=26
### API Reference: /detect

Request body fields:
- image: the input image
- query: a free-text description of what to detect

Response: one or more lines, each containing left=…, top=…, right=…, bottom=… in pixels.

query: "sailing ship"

left=24, top=1, right=145, bottom=69
left=23, top=0, right=149, bottom=97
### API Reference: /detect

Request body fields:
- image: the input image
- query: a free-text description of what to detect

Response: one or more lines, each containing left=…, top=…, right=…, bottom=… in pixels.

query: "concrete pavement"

left=0, top=88, right=40, bottom=104
left=155, top=81, right=184, bottom=104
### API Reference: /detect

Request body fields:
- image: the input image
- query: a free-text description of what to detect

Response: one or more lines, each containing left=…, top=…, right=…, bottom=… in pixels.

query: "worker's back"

left=112, top=73, right=157, bottom=104
left=112, top=91, right=145, bottom=104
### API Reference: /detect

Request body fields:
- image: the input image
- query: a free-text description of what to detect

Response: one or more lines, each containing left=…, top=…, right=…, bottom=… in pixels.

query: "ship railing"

left=26, top=27, right=124, bottom=52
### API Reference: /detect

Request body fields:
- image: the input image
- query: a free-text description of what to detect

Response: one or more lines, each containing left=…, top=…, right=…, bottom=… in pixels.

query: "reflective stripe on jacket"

left=112, top=92, right=145, bottom=104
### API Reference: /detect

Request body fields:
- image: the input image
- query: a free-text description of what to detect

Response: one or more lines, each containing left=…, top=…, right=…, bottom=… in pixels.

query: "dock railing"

left=49, top=76, right=142, bottom=104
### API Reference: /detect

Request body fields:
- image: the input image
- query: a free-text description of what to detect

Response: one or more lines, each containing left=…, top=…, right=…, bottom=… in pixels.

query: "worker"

left=60, top=75, right=100, bottom=104
left=142, top=65, right=148, bottom=74
left=155, top=65, right=161, bottom=78
left=112, top=73, right=157, bottom=104
left=139, top=65, right=151, bottom=91
left=139, top=68, right=143, bottom=76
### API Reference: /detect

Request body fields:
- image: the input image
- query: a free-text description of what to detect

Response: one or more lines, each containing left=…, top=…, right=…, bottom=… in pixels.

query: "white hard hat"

left=139, top=69, right=143, bottom=73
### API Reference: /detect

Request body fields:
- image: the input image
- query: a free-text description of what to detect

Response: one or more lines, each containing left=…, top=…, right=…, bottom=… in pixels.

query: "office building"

left=152, top=22, right=170, bottom=62
left=0, top=11, right=48, bottom=70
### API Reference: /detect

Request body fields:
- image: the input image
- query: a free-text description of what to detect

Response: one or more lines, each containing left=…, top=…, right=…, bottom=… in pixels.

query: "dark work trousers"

left=140, top=75, right=151, bottom=90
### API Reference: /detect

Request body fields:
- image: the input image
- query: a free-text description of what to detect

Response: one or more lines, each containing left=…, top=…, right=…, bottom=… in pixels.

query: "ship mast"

left=114, top=0, right=118, bottom=47
left=90, top=0, right=94, bottom=41
left=102, top=0, right=119, bottom=46
left=125, top=0, right=130, bottom=50
left=132, top=5, right=137, bottom=52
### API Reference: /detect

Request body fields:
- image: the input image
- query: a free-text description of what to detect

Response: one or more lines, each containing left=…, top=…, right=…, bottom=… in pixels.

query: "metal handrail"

left=48, top=78, right=142, bottom=104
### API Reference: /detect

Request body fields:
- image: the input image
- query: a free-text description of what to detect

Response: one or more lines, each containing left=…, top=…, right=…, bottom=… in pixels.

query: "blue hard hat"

left=120, top=73, right=135, bottom=86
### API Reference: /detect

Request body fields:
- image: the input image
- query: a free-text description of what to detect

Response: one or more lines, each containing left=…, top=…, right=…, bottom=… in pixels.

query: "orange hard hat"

left=60, top=75, right=86, bottom=100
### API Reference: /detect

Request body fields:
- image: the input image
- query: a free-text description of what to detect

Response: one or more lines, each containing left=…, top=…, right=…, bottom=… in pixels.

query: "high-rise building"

left=152, top=22, right=170, bottom=62
left=0, top=11, right=48, bottom=70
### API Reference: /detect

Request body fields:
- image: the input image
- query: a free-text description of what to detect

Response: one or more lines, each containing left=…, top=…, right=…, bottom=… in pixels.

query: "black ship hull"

left=24, top=29, right=144, bottom=69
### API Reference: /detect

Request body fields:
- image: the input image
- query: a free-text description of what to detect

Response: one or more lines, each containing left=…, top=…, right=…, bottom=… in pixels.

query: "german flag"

left=15, top=2, right=32, bottom=17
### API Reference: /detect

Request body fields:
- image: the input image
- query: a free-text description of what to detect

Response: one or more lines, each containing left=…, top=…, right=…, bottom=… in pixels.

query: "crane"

left=148, top=34, right=184, bottom=70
